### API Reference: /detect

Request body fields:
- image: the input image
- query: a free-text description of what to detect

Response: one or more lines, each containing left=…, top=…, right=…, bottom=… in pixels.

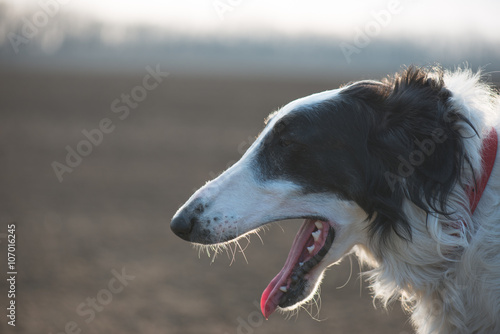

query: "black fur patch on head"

left=341, top=66, right=476, bottom=243
left=254, top=95, right=371, bottom=200
left=255, top=65, right=476, bottom=245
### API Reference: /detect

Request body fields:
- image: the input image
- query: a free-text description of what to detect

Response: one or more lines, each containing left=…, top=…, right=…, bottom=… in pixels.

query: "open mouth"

left=260, top=219, right=335, bottom=319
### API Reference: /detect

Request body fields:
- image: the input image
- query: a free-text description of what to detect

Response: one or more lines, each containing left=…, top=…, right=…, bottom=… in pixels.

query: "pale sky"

left=4, top=0, right=500, bottom=42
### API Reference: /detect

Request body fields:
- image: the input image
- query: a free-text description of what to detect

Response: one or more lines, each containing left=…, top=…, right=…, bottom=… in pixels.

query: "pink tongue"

left=260, top=220, right=327, bottom=319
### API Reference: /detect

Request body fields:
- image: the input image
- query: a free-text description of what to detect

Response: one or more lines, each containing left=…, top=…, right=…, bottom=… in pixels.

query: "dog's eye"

left=279, top=138, right=293, bottom=147
left=273, top=121, right=293, bottom=147
left=274, top=121, right=286, bottom=134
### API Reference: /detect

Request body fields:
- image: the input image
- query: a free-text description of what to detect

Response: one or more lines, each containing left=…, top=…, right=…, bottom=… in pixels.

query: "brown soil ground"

left=0, top=69, right=413, bottom=333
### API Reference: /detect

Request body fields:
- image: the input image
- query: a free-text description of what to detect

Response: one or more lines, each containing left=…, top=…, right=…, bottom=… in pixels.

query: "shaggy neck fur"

left=355, top=68, right=500, bottom=334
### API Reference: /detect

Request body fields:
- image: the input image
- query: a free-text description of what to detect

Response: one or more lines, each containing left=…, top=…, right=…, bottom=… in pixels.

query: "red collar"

left=467, top=128, right=498, bottom=214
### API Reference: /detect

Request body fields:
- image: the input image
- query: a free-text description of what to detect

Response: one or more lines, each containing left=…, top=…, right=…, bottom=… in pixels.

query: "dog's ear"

left=360, top=66, right=475, bottom=244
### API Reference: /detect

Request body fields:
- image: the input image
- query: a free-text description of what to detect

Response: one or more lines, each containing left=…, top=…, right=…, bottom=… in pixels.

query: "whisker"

left=229, top=242, right=238, bottom=266
left=224, top=244, right=232, bottom=262
left=276, top=222, right=285, bottom=233
left=254, top=229, right=265, bottom=245
left=235, top=239, right=249, bottom=264
left=337, top=255, right=353, bottom=289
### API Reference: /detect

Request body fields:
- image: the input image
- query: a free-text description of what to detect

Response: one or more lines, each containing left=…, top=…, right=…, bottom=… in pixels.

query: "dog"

left=171, top=66, right=500, bottom=333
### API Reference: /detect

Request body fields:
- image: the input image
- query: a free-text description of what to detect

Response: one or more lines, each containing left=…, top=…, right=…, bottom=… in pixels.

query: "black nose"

left=170, top=213, right=193, bottom=241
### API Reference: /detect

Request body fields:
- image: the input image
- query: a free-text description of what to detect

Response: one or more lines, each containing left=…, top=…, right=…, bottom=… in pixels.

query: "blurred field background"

left=0, top=1, right=499, bottom=333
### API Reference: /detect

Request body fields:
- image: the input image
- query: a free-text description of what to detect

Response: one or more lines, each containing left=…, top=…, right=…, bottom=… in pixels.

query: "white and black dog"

left=171, top=66, right=500, bottom=333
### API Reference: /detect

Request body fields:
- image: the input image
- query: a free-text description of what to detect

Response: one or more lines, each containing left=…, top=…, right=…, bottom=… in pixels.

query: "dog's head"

left=170, top=66, right=474, bottom=318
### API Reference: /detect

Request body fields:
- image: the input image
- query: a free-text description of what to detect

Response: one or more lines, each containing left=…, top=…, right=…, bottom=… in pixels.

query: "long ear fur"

left=343, top=66, right=477, bottom=245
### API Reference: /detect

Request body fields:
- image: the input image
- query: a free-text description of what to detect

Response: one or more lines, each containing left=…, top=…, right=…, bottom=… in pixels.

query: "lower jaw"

left=261, top=220, right=335, bottom=318
left=279, top=270, right=326, bottom=312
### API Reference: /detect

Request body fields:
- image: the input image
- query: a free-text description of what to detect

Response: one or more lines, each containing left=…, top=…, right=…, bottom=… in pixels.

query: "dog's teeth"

left=312, top=230, right=321, bottom=242
left=315, top=221, right=323, bottom=229
left=307, top=245, right=315, bottom=253
left=279, top=286, right=287, bottom=293
left=299, top=262, right=304, bottom=267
